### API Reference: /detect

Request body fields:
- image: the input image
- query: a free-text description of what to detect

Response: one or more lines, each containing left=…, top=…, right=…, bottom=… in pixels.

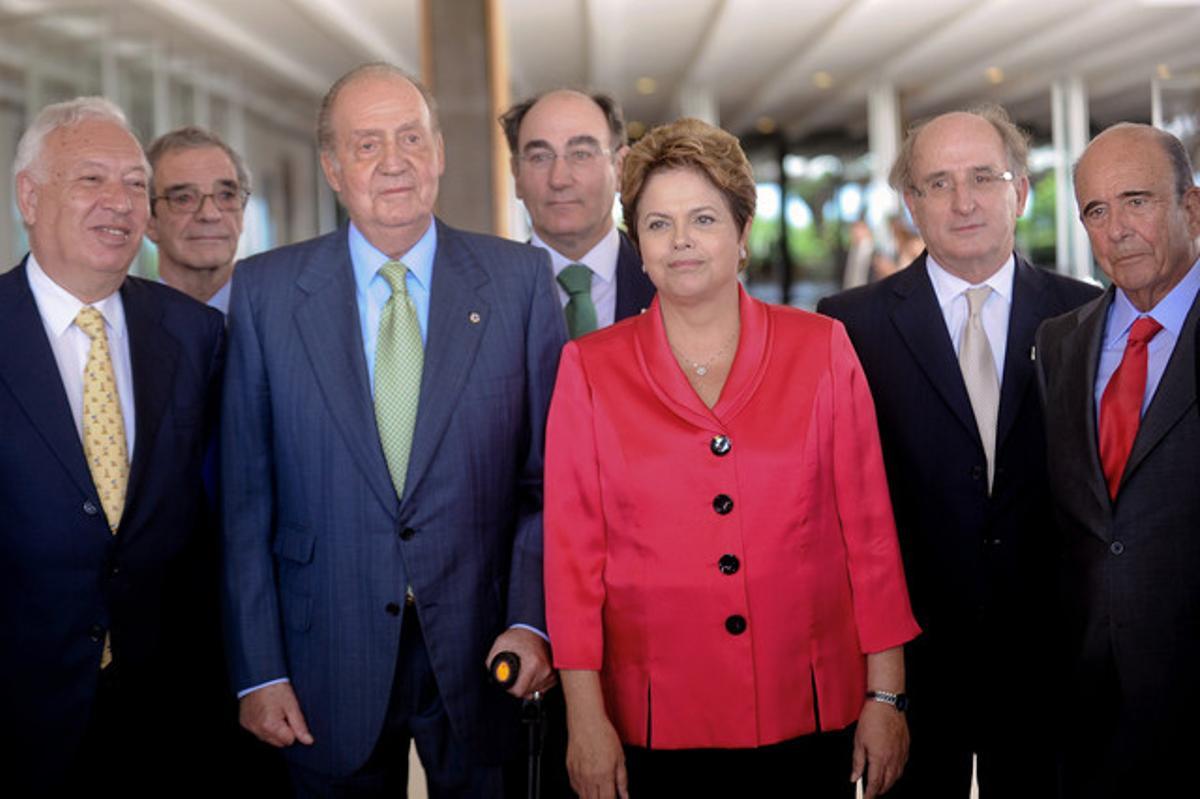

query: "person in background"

left=146, top=125, right=249, bottom=314
left=545, top=117, right=919, bottom=799
left=501, top=89, right=654, bottom=337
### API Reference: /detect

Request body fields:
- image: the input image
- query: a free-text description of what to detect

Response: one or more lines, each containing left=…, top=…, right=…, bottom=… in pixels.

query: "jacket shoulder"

left=1033, top=266, right=1104, bottom=312
left=125, top=276, right=223, bottom=332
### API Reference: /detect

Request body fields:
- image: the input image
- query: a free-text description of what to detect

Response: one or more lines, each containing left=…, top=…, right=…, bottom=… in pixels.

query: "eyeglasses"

left=518, top=145, right=611, bottom=171
left=911, top=169, right=1014, bottom=200
left=153, top=186, right=250, bottom=214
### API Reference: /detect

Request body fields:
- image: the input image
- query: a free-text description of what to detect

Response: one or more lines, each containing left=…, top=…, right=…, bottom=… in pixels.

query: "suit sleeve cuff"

left=509, top=623, right=549, bottom=644
left=236, top=677, right=290, bottom=699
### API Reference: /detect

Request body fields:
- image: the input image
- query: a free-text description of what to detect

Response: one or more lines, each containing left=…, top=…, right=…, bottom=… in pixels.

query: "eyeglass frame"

left=152, top=184, right=251, bottom=215
left=516, top=142, right=614, bottom=172
left=908, top=169, right=1016, bottom=201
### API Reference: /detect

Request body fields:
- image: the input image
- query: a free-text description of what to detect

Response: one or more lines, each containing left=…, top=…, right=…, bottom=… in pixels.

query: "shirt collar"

left=531, top=224, right=620, bottom=284
left=925, top=252, right=1015, bottom=311
left=25, top=251, right=127, bottom=339
left=1107, top=255, right=1200, bottom=345
left=349, top=218, right=438, bottom=294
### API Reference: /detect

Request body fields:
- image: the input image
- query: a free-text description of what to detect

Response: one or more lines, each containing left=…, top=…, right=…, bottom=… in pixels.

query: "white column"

left=1052, top=76, right=1092, bottom=281
left=151, top=44, right=171, bottom=137
left=866, top=80, right=901, bottom=253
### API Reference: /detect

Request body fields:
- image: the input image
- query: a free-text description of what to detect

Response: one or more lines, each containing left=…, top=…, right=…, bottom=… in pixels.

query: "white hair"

left=13, top=96, right=146, bottom=182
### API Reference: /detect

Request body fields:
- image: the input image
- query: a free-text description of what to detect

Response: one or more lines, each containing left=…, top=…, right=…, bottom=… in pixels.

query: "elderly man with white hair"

left=0, top=96, right=225, bottom=792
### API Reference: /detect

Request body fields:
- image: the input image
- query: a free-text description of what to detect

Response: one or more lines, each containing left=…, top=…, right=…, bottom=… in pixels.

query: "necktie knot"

left=75, top=306, right=106, bottom=339
left=557, top=263, right=593, bottom=297
left=379, top=260, right=410, bottom=296
left=965, top=285, right=992, bottom=318
left=1127, top=316, right=1163, bottom=348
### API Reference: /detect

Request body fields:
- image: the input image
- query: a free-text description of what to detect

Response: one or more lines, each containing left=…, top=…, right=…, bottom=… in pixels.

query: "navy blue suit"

left=613, top=231, right=655, bottom=321
left=819, top=254, right=1099, bottom=798
left=0, top=261, right=225, bottom=790
left=221, top=220, right=567, bottom=779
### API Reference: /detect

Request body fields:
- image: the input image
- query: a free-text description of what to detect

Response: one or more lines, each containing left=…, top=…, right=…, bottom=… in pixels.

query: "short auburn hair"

left=621, top=118, right=756, bottom=254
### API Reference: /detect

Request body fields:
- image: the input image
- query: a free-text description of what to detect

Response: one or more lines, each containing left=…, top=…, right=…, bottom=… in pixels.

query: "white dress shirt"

left=26, top=253, right=136, bottom=459
left=926, top=254, right=1015, bottom=386
left=532, top=225, right=620, bottom=330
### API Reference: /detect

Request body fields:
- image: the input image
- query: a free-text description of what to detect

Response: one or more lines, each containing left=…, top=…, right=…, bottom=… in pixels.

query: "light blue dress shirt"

left=1094, top=257, right=1200, bottom=416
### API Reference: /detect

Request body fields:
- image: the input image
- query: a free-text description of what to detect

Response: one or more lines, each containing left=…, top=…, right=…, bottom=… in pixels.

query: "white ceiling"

left=1, top=0, right=1198, bottom=144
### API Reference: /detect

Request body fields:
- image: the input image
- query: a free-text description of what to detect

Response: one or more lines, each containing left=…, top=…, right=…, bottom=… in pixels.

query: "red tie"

left=1098, top=316, right=1163, bottom=499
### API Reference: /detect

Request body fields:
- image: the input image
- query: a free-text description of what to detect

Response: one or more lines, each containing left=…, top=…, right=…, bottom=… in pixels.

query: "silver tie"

left=959, top=286, right=1000, bottom=492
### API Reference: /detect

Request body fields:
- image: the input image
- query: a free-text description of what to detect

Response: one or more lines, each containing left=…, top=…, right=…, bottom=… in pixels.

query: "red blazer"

left=545, top=287, right=920, bottom=749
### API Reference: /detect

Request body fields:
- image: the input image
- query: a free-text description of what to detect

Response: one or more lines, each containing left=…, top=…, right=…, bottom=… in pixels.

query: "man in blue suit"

left=0, top=97, right=225, bottom=791
left=501, top=90, right=654, bottom=337
left=221, top=63, right=567, bottom=795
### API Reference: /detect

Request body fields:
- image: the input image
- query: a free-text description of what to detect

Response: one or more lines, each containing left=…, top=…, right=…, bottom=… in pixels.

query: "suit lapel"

left=887, top=256, right=980, bottom=441
left=995, top=257, right=1045, bottom=450
left=1060, top=290, right=1113, bottom=513
left=403, top=221, right=490, bottom=503
left=1122, top=288, right=1200, bottom=484
left=293, top=228, right=398, bottom=515
left=120, top=278, right=179, bottom=535
left=0, top=261, right=95, bottom=498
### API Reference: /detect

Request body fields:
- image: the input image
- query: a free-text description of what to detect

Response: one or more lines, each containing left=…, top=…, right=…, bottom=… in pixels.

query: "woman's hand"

left=851, top=699, right=909, bottom=798
left=561, top=669, right=629, bottom=799
left=566, top=711, right=629, bottom=799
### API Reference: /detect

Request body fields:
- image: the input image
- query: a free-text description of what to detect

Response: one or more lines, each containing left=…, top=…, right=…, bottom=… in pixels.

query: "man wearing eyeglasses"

left=146, top=126, right=249, bottom=315
left=501, top=90, right=654, bottom=338
left=819, top=105, right=1099, bottom=798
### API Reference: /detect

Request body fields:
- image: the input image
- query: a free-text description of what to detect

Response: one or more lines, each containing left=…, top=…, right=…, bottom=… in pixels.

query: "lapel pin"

left=469, top=311, right=481, bottom=324
left=1030, top=345, right=1036, bottom=361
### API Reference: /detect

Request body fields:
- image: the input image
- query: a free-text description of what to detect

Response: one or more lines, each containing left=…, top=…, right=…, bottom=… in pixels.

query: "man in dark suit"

left=221, top=63, right=567, bottom=795
left=818, top=105, right=1099, bottom=798
left=501, top=89, right=654, bottom=337
left=1036, top=123, right=1200, bottom=799
left=0, top=97, right=225, bottom=792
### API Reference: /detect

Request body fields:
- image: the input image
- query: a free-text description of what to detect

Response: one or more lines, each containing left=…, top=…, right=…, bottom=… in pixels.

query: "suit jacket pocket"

left=272, top=524, right=315, bottom=564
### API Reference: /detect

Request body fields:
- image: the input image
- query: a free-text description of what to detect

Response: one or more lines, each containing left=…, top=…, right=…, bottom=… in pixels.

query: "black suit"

left=524, top=230, right=653, bottom=799
left=818, top=254, right=1099, bottom=798
left=1036, top=286, right=1200, bottom=799
left=0, top=260, right=225, bottom=793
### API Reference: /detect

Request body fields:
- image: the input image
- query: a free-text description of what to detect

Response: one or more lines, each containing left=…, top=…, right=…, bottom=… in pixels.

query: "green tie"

left=557, top=263, right=598, bottom=338
left=374, top=260, right=424, bottom=498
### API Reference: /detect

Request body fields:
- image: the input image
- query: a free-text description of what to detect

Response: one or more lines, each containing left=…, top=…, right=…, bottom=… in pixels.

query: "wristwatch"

left=866, top=690, right=909, bottom=712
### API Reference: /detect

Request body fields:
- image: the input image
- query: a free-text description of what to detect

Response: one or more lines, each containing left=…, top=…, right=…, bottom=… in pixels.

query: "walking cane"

left=490, top=651, right=545, bottom=799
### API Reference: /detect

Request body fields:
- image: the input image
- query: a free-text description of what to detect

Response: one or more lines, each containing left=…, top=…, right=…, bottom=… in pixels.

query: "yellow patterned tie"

left=76, top=306, right=128, bottom=669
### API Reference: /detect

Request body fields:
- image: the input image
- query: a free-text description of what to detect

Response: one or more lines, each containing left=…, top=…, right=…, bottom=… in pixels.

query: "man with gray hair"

left=819, top=105, right=1099, bottom=797
left=146, top=125, right=251, bottom=314
left=221, top=63, right=566, bottom=794
left=1037, top=122, right=1200, bottom=799
left=0, top=97, right=225, bottom=791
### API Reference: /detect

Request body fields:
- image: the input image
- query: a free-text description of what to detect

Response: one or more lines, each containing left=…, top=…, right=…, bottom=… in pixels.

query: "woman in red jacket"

left=544, top=118, right=920, bottom=799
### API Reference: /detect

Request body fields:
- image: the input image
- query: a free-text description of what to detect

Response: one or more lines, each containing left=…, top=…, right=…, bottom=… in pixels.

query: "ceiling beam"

left=288, top=0, right=415, bottom=73
left=127, top=0, right=331, bottom=96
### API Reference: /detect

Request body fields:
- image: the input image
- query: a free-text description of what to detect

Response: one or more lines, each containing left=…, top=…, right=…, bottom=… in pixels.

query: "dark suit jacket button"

left=725, top=615, right=747, bottom=635
left=710, top=435, right=732, bottom=456
left=713, top=494, right=734, bottom=515
left=83, top=500, right=99, bottom=516
left=718, top=554, right=740, bottom=575
left=399, top=526, right=416, bottom=541
left=385, top=602, right=402, bottom=616
left=971, top=466, right=984, bottom=480
left=89, top=624, right=104, bottom=642
left=1110, top=541, right=1125, bottom=555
